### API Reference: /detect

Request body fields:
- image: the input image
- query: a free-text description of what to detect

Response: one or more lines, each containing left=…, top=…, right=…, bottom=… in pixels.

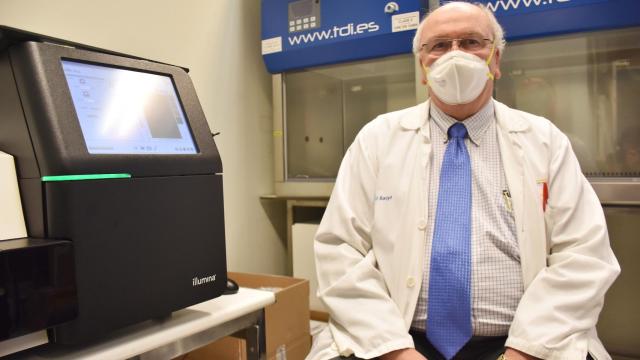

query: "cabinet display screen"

left=61, top=60, right=197, bottom=155
left=290, top=0, right=313, bottom=17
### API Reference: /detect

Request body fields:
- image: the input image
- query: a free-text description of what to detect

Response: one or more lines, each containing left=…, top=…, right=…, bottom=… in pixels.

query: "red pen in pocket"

left=537, top=180, right=549, bottom=212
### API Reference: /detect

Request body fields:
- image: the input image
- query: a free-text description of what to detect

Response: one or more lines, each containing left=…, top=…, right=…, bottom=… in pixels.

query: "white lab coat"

left=307, top=100, right=620, bottom=360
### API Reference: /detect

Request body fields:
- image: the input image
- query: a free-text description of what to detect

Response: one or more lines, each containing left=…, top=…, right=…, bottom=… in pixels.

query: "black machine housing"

left=0, top=26, right=227, bottom=344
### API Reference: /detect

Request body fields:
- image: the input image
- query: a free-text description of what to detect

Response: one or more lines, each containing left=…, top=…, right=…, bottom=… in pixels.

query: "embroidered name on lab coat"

left=374, top=195, right=393, bottom=201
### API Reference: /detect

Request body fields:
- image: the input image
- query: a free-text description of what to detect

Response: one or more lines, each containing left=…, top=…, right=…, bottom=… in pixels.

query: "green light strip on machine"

left=41, top=174, right=132, bottom=182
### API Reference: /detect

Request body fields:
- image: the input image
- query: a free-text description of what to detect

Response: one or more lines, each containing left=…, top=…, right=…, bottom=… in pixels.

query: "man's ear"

left=493, top=49, right=502, bottom=80
left=419, top=59, right=428, bottom=85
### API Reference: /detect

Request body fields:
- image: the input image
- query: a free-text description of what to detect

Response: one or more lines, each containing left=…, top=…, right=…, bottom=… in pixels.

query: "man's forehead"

left=421, top=4, right=492, bottom=40
left=426, top=30, right=487, bottom=40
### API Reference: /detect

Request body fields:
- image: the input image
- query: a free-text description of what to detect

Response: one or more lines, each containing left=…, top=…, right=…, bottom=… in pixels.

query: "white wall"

left=0, top=0, right=287, bottom=274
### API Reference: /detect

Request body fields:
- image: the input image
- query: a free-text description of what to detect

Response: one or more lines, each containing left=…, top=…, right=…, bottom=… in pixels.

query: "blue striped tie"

left=426, top=122, right=472, bottom=360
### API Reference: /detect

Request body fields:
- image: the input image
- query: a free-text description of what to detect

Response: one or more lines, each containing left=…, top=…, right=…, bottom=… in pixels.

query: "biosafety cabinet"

left=262, top=1, right=640, bottom=358
left=263, top=0, right=640, bottom=194
left=0, top=26, right=227, bottom=349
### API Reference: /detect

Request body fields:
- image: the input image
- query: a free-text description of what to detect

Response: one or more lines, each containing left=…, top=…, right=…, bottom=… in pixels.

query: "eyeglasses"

left=421, top=36, right=494, bottom=56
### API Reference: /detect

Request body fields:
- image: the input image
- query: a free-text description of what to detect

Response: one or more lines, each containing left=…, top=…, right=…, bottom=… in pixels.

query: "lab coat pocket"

left=372, top=188, right=404, bottom=242
left=371, top=166, right=413, bottom=256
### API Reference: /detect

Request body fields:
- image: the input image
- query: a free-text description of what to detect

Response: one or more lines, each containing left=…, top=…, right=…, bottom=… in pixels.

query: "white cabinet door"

left=292, top=222, right=326, bottom=312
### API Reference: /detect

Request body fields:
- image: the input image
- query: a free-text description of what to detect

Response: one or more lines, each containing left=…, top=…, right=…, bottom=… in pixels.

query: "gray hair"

left=412, top=1, right=506, bottom=55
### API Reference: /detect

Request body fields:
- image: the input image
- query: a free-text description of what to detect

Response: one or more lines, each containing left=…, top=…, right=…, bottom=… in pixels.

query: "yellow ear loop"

left=422, top=62, right=430, bottom=86
left=486, top=41, right=497, bottom=80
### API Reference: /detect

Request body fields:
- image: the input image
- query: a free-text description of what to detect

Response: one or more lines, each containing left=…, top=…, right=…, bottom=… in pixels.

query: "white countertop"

left=8, top=287, right=275, bottom=360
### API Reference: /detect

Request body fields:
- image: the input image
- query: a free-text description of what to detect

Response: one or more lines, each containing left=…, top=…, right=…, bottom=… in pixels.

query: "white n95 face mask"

left=425, top=50, right=495, bottom=105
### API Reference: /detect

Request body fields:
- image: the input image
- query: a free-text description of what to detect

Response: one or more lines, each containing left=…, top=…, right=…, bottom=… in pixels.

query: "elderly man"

left=306, top=2, right=620, bottom=360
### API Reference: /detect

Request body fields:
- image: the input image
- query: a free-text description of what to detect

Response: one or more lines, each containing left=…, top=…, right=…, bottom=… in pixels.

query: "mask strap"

left=422, top=62, right=430, bottom=86
left=486, top=42, right=497, bottom=80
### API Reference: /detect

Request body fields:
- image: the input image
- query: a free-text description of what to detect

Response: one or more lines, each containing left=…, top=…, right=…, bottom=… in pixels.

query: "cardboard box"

left=174, top=336, right=247, bottom=360
left=230, top=272, right=311, bottom=360
left=176, top=334, right=307, bottom=360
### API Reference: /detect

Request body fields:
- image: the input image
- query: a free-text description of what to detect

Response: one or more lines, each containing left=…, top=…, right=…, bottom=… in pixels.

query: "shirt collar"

left=430, top=100, right=495, bottom=146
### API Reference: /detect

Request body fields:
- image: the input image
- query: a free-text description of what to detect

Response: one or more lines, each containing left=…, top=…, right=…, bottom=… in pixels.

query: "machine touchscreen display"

left=61, top=60, right=198, bottom=154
